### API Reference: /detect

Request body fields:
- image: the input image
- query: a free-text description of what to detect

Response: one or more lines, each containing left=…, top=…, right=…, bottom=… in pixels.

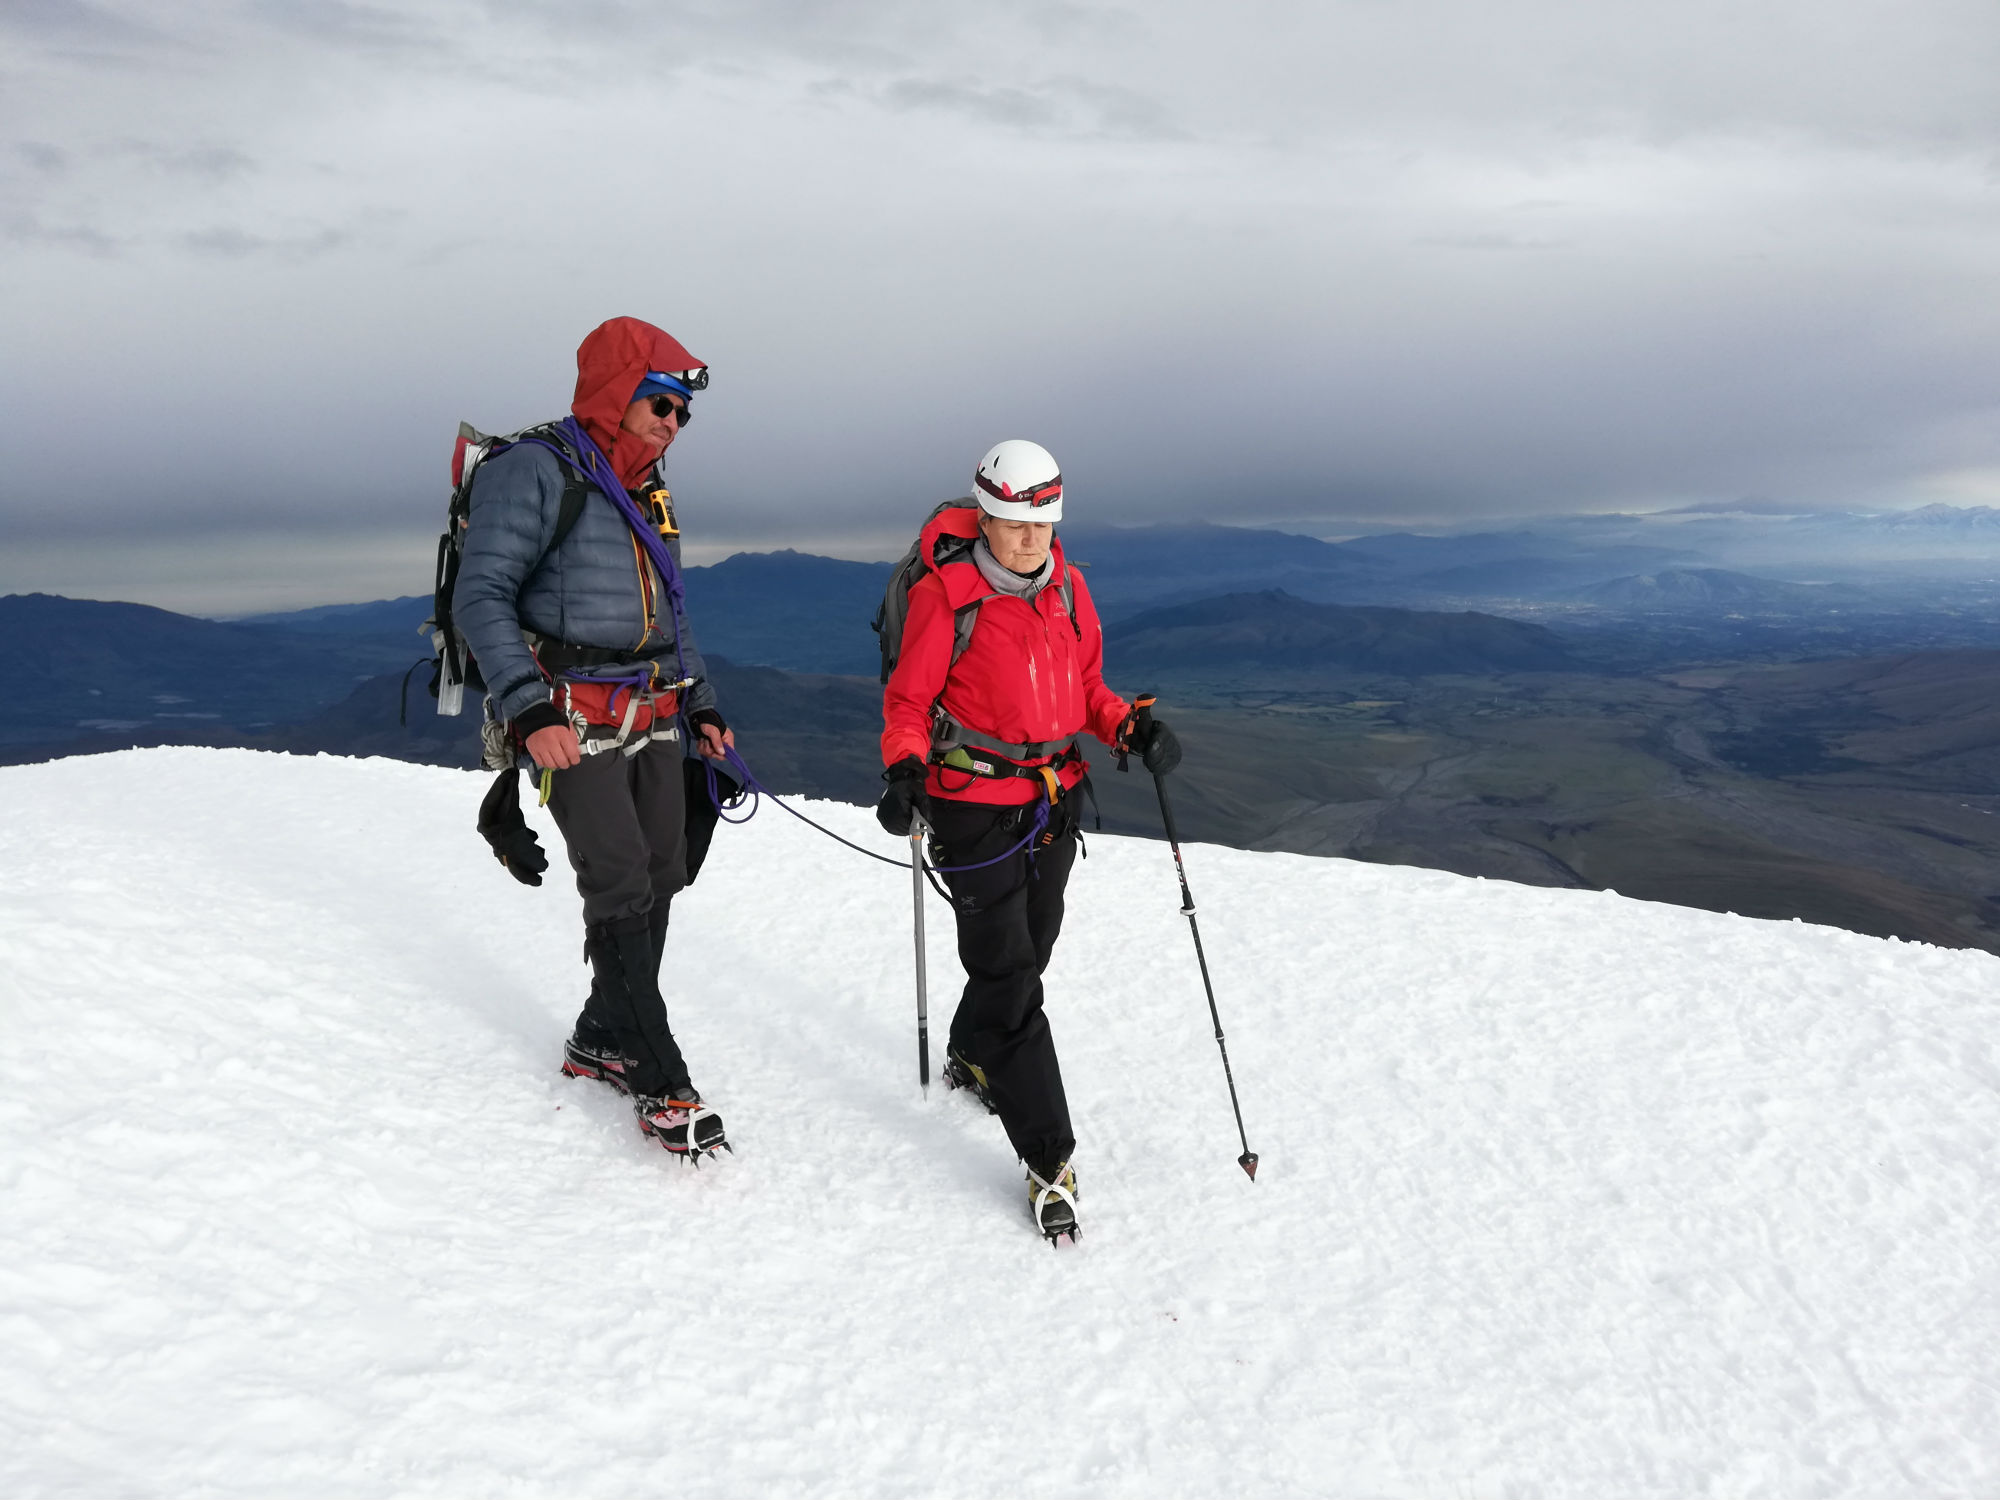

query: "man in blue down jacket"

left=454, top=315, right=733, bottom=1160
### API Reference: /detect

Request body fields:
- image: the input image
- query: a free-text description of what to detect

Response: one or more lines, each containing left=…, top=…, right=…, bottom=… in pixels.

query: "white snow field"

left=2, top=748, right=1997, bottom=1497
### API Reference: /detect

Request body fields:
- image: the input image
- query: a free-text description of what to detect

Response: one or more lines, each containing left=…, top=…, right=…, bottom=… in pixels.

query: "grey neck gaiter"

left=972, top=537, right=1054, bottom=599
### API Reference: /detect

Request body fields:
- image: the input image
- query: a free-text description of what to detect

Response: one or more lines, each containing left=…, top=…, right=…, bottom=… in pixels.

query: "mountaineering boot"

left=1026, top=1158, right=1081, bottom=1245
left=561, top=1017, right=634, bottom=1094
left=634, top=1087, right=729, bottom=1161
left=944, top=1046, right=998, bottom=1114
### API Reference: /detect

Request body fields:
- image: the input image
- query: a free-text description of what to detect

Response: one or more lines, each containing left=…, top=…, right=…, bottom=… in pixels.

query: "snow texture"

left=2, top=748, right=1996, bottom=1497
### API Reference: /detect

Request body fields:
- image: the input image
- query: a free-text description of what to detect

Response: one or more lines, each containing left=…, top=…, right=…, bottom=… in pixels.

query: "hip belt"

left=936, top=740, right=1083, bottom=803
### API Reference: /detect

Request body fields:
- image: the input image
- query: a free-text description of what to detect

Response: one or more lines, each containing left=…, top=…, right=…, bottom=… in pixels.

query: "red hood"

left=572, top=316, right=707, bottom=488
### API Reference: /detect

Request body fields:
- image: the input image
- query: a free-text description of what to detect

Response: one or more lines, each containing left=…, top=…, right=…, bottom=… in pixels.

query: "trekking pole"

left=910, top=811, right=931, bottom=1096
left=1132, top=696, right=1259, bottom=1180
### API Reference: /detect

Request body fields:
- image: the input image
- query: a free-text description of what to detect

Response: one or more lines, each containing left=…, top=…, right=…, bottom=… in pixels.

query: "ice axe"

left=910, top=810, right=931, bottom=1096
left=1125, top=694, right=1260, bottom=1180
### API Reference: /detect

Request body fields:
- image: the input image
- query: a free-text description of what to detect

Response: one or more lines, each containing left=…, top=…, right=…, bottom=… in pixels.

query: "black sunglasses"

left=647, top=394, right=691, bottom=426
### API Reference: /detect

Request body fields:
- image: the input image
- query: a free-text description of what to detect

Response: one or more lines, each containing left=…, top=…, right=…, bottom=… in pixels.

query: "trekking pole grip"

left=1131, top=692, right=1184, bottom=847
left=1133, top=692, right=1157, bottom=745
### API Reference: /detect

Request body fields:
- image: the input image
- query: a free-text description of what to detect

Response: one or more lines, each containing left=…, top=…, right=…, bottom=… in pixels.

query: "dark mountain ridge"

left=1105, top=590, right=1581, bottom=675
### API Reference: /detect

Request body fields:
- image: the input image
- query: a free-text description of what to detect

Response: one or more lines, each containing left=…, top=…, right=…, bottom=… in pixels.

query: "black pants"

left=928, top=794, right=1079, bottom=1176
left=545, top=738, right=693, bottom=1075
left=545, top=737, right=689, bottom=927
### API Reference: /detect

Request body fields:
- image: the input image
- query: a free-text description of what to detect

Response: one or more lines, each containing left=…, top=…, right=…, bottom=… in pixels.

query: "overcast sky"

left=4, top=0, right=1998, bottom=611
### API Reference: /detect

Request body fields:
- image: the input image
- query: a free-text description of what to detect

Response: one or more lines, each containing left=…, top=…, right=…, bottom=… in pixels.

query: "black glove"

left=1140, top=717, right=1182, bottom=776
left=875, top=755, right=933, bottom=837
left=688, top=707, right=728, bottom=737
left=477, top=769, right=549, bottom=887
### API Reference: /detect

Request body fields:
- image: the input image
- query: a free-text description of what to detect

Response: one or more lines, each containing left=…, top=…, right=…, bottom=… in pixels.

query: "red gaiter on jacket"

left=571, top=316, right=706, bottom=489
left=881, top=509, right=1130, bottom=807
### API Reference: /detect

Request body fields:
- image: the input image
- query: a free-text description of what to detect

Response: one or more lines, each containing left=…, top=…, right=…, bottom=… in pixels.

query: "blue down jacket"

left=452, top=436, right=717, bottom=727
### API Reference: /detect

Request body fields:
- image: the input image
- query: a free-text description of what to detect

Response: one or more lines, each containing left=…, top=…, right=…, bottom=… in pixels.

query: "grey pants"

left=545, top=738, right=689, bottom=926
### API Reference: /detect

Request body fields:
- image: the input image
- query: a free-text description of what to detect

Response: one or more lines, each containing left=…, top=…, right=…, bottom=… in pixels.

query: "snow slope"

left=2, top=748, right=1996, bottom=1497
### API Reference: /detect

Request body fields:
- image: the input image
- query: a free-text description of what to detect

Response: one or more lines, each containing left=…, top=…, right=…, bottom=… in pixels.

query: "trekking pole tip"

left=1238, top=1151, right=1259, bottom=1181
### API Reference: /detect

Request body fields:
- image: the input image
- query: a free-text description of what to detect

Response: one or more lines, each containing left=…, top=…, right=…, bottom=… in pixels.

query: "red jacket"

left=882, top=509, right=1130, bottom=806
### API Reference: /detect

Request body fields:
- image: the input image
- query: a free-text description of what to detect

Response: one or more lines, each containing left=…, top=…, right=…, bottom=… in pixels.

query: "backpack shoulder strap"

left=487, top=423, right=593, bottom=562
left=950, top=593, right=1003, bottom=667
left=547, top=469, right=588, bottom=556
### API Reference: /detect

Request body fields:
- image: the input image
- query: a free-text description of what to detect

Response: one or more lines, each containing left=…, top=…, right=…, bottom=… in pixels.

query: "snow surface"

left=2, top=747, right=1997, bottom=1497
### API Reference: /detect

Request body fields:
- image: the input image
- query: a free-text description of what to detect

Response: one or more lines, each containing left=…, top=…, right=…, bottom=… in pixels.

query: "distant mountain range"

left=1569, top=569, right=1871, bottom=612
left=11, top=502, right=2000, bottom=762
left=1106, top=590, right=1581, bottom=675
left=0, top=592, right=424, bottom=755
left=0, top=569, right=1580, bottom=765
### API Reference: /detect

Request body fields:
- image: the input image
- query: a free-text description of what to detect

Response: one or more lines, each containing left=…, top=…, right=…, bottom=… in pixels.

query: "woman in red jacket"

left=876, top=440, right=1180, bottom=1243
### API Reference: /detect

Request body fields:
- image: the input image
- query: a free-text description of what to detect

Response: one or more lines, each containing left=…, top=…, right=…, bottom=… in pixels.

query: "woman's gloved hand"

left=875, top=755, right=934, bottom=837
left=1139, top=716, right=1182, bottom=776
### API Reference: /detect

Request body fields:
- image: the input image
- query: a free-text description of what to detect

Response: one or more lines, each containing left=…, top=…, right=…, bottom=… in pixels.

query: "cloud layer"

left=4, top=1, right=1998, bottom=608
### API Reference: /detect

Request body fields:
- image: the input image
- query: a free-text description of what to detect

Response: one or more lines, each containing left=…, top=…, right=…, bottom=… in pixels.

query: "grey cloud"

left=178, top=225, right=349, bottom=259
left=244, top=0, right=441, bottom=54
left=17, top=141, right=69, bottom=172
left=124, top=142, right=257, bottom=180
left=2, top=209, right=122, bottom=254
left=1411, top=233, right=1569, bottom=252
left=881, top=75, right=1184, bottom=143
left=0, top=0, right=142, bottom=39
left=0, top=0, right=182, bottom=67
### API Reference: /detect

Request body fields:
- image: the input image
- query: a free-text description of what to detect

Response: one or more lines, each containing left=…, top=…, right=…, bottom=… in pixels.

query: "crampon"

left=560, top=1032, right=634, bottom=1095
left=634, top=1092, right=730, bottom=1163
left=944, top=1049, right=998, bottom=1115
left=1027, top=1160, right=1081, bottom=1247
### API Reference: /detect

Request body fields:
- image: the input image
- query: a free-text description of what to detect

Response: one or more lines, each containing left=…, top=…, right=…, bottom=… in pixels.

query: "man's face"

left=620, top=393, right=685, bottom=451
left=980, top=516, right=1053, bottom=573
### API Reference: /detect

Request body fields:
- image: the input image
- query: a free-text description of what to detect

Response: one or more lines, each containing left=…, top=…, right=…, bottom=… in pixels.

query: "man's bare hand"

left=525, top=723, right=581, bottom=770
left=697, top=722, right=736, bottom=760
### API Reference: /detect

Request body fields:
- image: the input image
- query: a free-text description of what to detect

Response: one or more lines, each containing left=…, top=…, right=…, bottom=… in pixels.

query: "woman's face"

left=980, top=516, right=1053, bottom=573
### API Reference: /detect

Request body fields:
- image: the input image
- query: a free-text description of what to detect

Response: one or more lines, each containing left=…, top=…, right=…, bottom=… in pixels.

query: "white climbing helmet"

left=972, top=439, right=1063, bottom=522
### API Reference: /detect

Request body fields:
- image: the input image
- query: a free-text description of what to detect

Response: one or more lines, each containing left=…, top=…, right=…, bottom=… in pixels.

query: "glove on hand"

left=875, top=755, right=933, bottom=837
left=476, top=768, right=549, bottom=887
left=1140, top=717, right=1183, bottom=776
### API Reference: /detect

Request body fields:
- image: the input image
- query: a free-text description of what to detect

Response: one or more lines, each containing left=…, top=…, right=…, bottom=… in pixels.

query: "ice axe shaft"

left=1132, top=695, right=1259, bottom=1180
left=910, top=811, right=930, bottom=1095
